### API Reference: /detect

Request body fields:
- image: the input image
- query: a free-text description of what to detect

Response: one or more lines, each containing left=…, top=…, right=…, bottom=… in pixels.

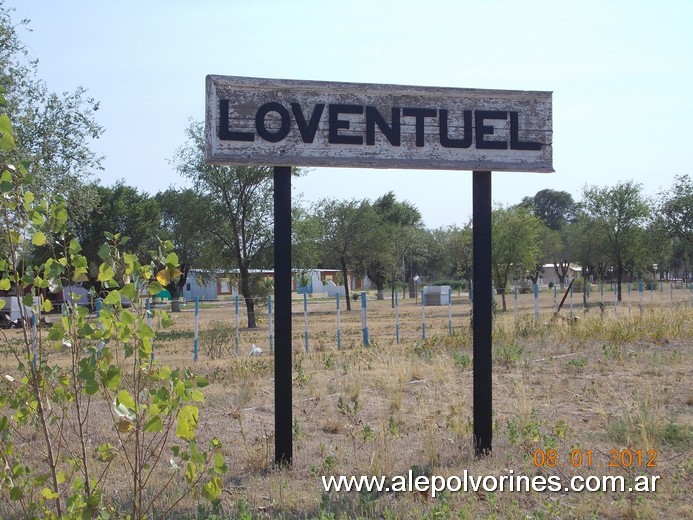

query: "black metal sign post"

left=273, top=165, right=292, bottom=465
left=472, top=170, right=493, bottom=456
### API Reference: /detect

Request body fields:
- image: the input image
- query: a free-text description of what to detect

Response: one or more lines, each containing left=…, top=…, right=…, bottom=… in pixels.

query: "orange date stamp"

left=533, top=449, right=657, bottom=468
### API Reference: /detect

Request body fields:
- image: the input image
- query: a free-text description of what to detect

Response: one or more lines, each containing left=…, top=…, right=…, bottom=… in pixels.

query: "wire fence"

left=169, top=282, right=693, bottom=360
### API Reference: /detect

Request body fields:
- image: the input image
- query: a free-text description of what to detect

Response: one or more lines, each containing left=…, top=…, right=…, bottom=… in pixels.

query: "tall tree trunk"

left=617, top=263, right=623, bottom=302
left=240, top=265, right=256, bottom=328
left=341, top=258, right=351, bottom=311
left=167, top=264, right=189, bottom=313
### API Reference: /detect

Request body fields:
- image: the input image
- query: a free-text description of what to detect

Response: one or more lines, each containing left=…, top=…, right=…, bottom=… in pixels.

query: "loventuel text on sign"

left=205, top=76, right=553, bottom=173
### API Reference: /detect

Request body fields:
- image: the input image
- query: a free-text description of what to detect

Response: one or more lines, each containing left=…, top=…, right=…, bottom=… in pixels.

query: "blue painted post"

left=514, top=286, right=518, bottom=322
left=569, top=283, right=574, bottom=314
left=303, top=292, right=309, bottom=352
left=421, top=287, right=426, bottom=340
left=395, top=288, right=400, bottom=344
left=268, top=294, right=273, bottom=355
left=193, top=297, right=199, bottom=361
left=336, top=294, right=342, bottom=351
left=360, top=292, right=369, bottom=346
left=234, top=293, right=239, bottom=355
left=448, top=287, right=453, bottom=336
left=533, top=283, right=539, bottom=321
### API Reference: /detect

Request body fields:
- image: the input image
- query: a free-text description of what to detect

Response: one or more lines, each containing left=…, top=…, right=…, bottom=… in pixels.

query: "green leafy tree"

left=362, top=192, right=423, bottom=300
left=658, top=174, right=693, bottom=245
left=312, top=198, right=373, bottom=311
left=0, top=5, right=103, bottom=210
left=172, top=120, right=298, bottom=328
left=73, top=182, right=161, bottom=278
left=581, top=181, right=651, bottom=301
left=491, top=205, right=544, bottom=310
left=155, top=188, right=210, bottom=311
left=519, top=188, right=577, bottom=231
left=0, top=87, right=224, bottom=519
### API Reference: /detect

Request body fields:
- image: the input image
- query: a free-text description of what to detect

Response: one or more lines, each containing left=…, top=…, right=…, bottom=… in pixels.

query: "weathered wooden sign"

left=206, top=75, right=553, bottom=173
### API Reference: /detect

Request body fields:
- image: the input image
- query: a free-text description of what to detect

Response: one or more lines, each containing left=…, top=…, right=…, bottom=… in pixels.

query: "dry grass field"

left=2, top=288, right=692, bottom=519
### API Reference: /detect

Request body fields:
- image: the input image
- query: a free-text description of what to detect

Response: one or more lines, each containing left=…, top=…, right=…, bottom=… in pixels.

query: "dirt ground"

left=1, top=288, right=691, bottom=519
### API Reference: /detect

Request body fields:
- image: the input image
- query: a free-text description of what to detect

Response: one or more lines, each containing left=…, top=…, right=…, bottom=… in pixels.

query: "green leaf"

left=0, top=278, right=9, bottom=290
left=22, top=294, right=34, bottom=307
left=202, top=477, right=222, bottom=501
left=116, top=389, right=137, bottom=412
left=213, top=453, right=227, bottom=475
left=41, top=487, right=60, bottom=500
left=143, top=416, right=162, bottom=433
left=147, top=281, right=164, bottom=295
left=165, top=252, right=179, bottom=266
left=176, top=405, right=199, bottom=441
left=47, top=324, right=65, bottom=341
left=0, top=114, right=16, bottom=151
left=10, top=486, right=22, bottom=500
left=184, top=461, right=196, bottom=483
left=23, top=190, right=34, bottom=207
left=41, top=298, right=54, bottom=313
left=161, top=316, right=174, bottom=328
left=97, top=264, right=116, bottom=282
left=196, top=376, right=209, bottom=388
left=31, top=231, right=46, bottom=246
left=120, top=282, right=137, bottom=300
left=98, top=243, right=111, bottom=260
left=68, top=238, right=82, bottom=255
left=95, top=443, right=117, bottom=463
left=103, top=365, right=120, bottom=390
left=191, top=389, right=204, bottom=403
left=103, top=290, right=121, bottom=306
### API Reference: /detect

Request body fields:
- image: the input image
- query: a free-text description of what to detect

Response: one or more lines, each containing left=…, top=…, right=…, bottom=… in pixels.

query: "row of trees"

left=2, top=3, right=691, bottom=328
left=52, top=168, right=693, bottom=319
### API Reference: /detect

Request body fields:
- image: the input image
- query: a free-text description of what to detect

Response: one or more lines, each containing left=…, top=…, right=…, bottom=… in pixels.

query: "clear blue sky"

left=6, top=0, right=692, bottom=229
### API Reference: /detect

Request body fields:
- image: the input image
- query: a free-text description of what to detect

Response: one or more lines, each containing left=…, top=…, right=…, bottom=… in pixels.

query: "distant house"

left=539, top=264, right=582, bottom=286
left=181, top=271, right=222, bottom=301
left=180, top=268, right=369, bottom=301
